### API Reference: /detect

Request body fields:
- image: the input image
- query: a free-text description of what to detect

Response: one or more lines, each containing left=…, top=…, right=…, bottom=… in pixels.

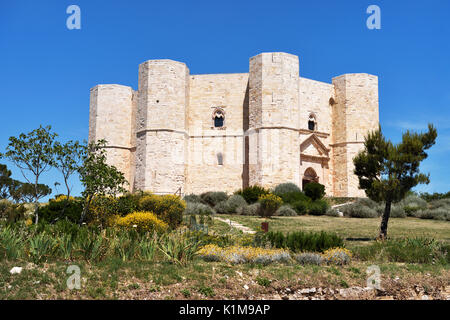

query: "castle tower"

left=331, top=74, right=379, bottom=197
left=88, top=84, right=137, bottom=190
left=248, top=52, right=300, bottom=188
left=134, top=60, right=189, bottom=194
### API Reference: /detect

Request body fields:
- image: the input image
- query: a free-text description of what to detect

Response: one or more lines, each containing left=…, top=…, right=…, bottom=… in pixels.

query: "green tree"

left=53, top=140, right=83, bottom=217
left=353, top=124, right=437, bottom=239
left=16, top=182, right=52, bottom=203
left=0, top=164, right=13, bottom=199
left=78, top=139, right=128, bottom=224
left=0, top=125, right=57, bottom=223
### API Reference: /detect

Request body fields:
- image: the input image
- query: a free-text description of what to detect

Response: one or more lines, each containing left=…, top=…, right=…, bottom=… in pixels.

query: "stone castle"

left=88, top=52, right=379, bottom=197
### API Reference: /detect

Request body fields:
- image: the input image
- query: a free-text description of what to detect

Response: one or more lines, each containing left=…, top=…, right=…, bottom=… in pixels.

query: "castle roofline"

left=332, top=73, right=378, bottom=81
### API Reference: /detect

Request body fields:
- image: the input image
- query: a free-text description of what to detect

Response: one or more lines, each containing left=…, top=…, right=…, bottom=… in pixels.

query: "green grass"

left=216, top=214, right=450, bottom=244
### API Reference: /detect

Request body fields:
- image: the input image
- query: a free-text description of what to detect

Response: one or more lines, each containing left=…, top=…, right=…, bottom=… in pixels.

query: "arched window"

left=213, top=108, right=225, bottom=128
left=308, top=114, right=317, bottom=131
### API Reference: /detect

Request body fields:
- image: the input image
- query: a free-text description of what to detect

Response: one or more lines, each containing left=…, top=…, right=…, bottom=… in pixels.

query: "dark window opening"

left=308, top=120, right=315, bottom=131
left=217, top=153, right=223, bottom=165
left=214, top=116, right=224, bottom=128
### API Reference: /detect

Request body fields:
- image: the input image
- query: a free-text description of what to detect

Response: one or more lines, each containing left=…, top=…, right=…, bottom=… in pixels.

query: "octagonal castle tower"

left=88, top=52, right=379, bottom=197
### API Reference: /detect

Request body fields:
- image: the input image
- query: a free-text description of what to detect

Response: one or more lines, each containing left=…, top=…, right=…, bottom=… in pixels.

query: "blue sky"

left=0, top=0, right=449, bottom=199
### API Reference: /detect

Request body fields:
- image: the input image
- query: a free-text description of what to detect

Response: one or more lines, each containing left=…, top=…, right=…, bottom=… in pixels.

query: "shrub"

left=139, top=194, right=185, bottom=229
left=200, top=191, right=228, bottom=207
left=115, top=193, right=140, bottom=215
left=236, top=202, right=260, bottom=216
left=226, top=195, right=247, bottom=213
left=0, top=201, right=27, bottom=223
left=258, top=194, right=282, bottom=218
left=234, top=185, right=270, bottom=204
left=275, top=204, right=297, bottom=216
left=185, top=202, right=215, bottom=218
left=390, top=204, right=406, bottom=218
left=417, top=208, right=449, bottom=221
left=183, top=194, right=202, bottom=203
left=322, top=247, right=352, bottom=265
left=115, top=211, right=169, bottom=233
left=341, top=201, right=379, bottom=218
left=273, top=183, right=301, bottom=196
left=353, top=238, right=448, bottom=264
left=214, top=195, right=247, bottom=214
left=325, top=208, right=340, bottom=217
left=256, top=230, right=344, bottom=253
left=308, top=199, right=329, bottom=216
left=295, top=252, right=323, bottom=265
left=304, top=182, right=325, bottom=201
left=38, top=195, right=83, bottom=223
left=402, top=195, right=427, bottom=216
left=278, top=191, right=310, bottom=205
left=0, top=199, right=12, bottom=217
left=198, top=244, right=291, bottom=265
left=292, top=200, right=308, bottom=215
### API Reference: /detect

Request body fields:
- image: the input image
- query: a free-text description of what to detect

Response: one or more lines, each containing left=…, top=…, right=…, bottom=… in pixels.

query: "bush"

left=200, top=191, right=228, bottom=207
left=325, top=208, right=340, bottom=217
left=215, top=195, right=247, bottom=214
left=295, top=252, right=323, bottom=265
left=417, top=208, right=450, bottom=221
left=115, top=211, right=168, bottom=233
left=307, top=200, right=329, bottom=216
left=353, top=238, right=448, bottom=264
left=236, top=203, right=260, bottom=216
left=234, top=185, right=270, bottom=204
left=183, top=194, right=202, bottom=203
left=322, top=247, right=352, bottom=265
left=390, top=204, right=406, bottom=218
left=38, top=195, right=83, bottom=223
left=278, top=191, right=310, bottom=205
left=341, top=201, right=379, bottom=218
left=256, top=230, right=344, bottom=253
left=184, top=202, right=215, bottom=217
left=273, top=183, right=301, bottom=196
left=139, top=194, right=185, bottom=229
left=258, top=194, right=282, bottom=218
left=0, top=199, right=12, bottom=217
left=275, top=204, right=297, bottom=216
left=304, top=182, right=325, bottom=201
left=198, top=244, right=291, bottom=265
left=402, top=195, right=427, bottom=216
left=115, top=193, right=140, bottom=215
left=292, top=200, right=308, bottom=215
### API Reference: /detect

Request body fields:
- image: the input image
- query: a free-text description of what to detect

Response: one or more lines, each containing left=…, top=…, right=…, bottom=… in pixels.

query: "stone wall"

left=185, top=73, right=248, bottom=194
left=134, top=60, right=189, bottom=194
left=331, top=74, right=379, bottom=197
left=88, top=84, right=136, bottom=188
left=248, top=52, right=300, bottom=188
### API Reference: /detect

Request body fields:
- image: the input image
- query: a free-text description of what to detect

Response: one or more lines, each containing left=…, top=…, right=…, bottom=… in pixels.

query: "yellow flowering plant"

left=114, top=211, right=169, bottom=233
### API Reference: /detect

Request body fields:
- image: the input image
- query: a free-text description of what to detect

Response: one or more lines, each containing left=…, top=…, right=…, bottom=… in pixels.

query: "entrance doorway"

left=302, top=167, right=318, bottom=190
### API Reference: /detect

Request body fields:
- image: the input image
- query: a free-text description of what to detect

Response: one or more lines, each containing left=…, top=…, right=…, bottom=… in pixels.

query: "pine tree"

left=353, top=124, right=437, bottom=239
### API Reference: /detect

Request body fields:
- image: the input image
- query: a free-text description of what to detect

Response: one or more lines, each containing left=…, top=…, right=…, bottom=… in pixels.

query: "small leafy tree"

left=53, top=140, right=83, bottom=217
left=0, top=125, right=57, bottom=223
left=353, top=124, right=437, bottom=239
left=78, top=139, right=128, bottom=224
left=0, top=164, right=13, bottom=199
left=16, top=182, right=52, bottom=203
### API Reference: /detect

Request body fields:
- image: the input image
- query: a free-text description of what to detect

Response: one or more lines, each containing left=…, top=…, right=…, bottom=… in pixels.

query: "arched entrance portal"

left=302, top=167, right=318, bottom=190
